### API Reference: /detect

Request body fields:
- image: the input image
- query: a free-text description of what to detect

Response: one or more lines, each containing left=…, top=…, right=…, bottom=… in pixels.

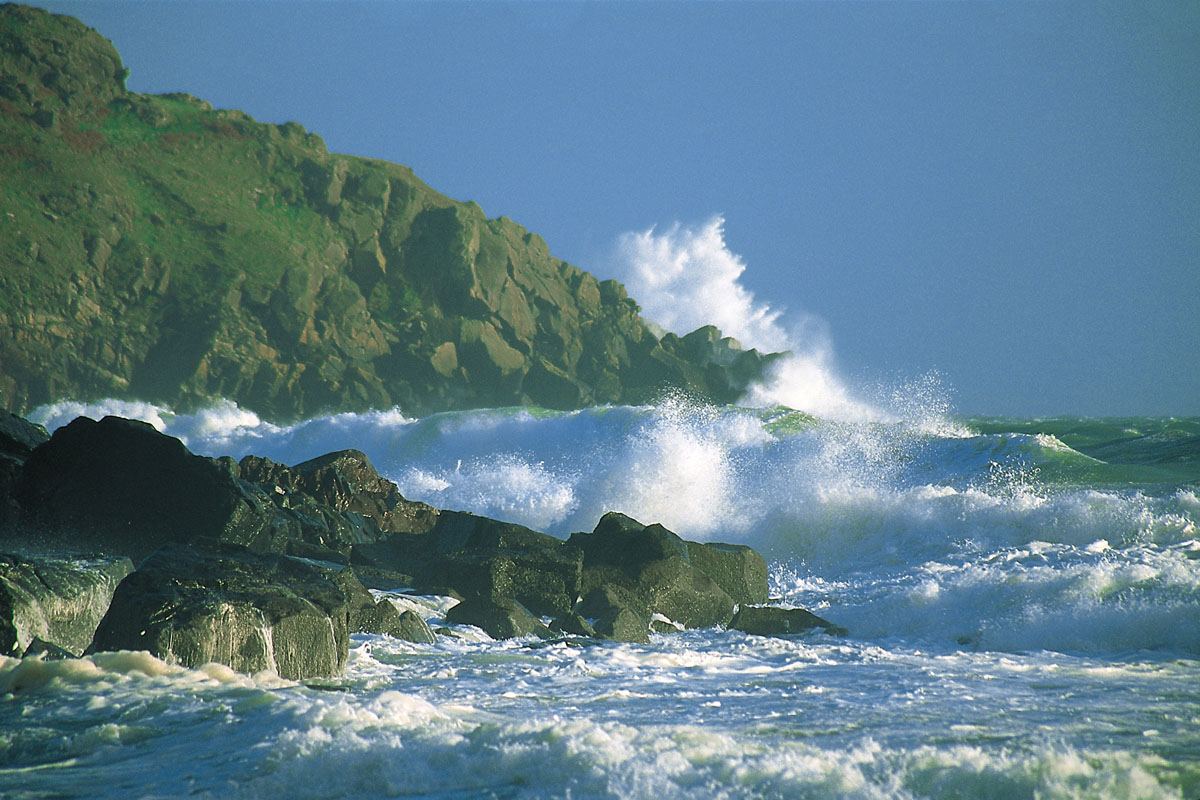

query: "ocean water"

left=5, top=397, right=1200, bottom=799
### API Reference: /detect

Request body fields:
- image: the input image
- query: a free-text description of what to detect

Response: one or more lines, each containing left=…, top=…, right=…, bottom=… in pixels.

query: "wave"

left=28, top=398, right=1200, bottom=654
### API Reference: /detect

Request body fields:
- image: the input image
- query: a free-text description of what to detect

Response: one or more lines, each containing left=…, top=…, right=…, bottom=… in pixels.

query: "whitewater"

left=4, top=221, right=1199, bottom=798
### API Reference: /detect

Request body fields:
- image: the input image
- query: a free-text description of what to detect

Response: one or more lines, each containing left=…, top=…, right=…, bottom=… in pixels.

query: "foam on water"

left=4, top=628, right=1197, bottom=799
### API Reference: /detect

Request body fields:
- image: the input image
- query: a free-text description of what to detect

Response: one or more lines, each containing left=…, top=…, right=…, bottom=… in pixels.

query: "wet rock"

left=444, top=596, right=552, bottom=640
left=576, top=585, right=650, bottom=644
left=0, top=552, right=133, bottom=657
left=322, top=565, right=435, bottom=644
left=0, top=411, right=49, bottom=529
left=90, top=542, right=352, bottom=679
left=567, top=513, right=735, bottom=629
left=13, top=416, right=395, bottom=561
left=728, top=605, right=846, bottom=637
left=354, top=511, right=582, bottom=618
left=0, top=411, right=49, bottom=459
left=237, top=450, right=438, bottom=535
left=14, top=416, right=278, bottom=561
left=22, top=637, right=75, bottom=660
left=685, top=541, right=769, bottom=607
left=549, top=612, right=596, bottom=638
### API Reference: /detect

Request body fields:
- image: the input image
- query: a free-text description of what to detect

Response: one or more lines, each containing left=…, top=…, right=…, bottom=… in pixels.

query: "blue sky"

left=39, top=1, right=1200, bottom=416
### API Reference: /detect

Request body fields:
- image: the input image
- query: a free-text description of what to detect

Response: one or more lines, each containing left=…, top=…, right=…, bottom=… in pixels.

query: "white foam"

left=610, top=215, right=886, bottom=421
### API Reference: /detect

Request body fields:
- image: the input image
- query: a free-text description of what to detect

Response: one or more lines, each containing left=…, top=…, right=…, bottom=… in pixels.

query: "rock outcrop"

left=90, top=541, right=353, bottom=679
left=0, top=4, right=781, bottom=421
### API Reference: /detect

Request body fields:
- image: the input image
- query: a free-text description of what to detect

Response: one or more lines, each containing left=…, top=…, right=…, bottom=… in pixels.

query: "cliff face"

left=0, top=4, right=777, bottom=419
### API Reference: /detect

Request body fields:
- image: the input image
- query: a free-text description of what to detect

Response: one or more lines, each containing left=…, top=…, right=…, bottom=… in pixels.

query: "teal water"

left=5, top=400, right=1198, bottom=798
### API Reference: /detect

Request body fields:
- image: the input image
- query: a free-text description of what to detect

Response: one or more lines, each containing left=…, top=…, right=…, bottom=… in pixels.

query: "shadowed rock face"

left=0, top=410, right=48, bottom=529
left=0, top=4, right=781, bottom=420
left=11, top=415, right=434, bottom=563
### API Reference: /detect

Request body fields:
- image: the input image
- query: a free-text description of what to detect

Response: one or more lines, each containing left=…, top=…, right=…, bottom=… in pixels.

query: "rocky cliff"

left=0, top=4, right=778, bottom=419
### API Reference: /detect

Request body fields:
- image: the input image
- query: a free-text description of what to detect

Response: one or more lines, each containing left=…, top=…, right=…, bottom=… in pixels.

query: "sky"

left=36, top=1, right=1200, bottom=417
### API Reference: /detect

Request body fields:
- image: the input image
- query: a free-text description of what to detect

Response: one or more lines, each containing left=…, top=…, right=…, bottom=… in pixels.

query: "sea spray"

left=611, top=215, right=880, bottom=421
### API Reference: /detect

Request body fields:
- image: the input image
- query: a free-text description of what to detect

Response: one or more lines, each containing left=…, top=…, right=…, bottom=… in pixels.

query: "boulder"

left=323, top=565, right=435, bottom=644
left=728, top=605, right=846, bottom=637
left=567, top=513, right=735, bottom=629
left=0, top=411, right=49, bottom=459
left=444, top=596, right=552, bottom=641
left=685, top=541, right=768, bottom=606
left=90, top=542, right=353, bottom=679
left=14, top=416, right=279, bottom=560
left=354, top=511, right=583, bottom=618
left=13, top=416, right=394, bottom=561
left=0, top=411, right=49, bottom=529
left=549, top=612, right=596, bottom=638
left=576, top=585, right=649, bottom=644
left=1, top=552, right=134, bottom=657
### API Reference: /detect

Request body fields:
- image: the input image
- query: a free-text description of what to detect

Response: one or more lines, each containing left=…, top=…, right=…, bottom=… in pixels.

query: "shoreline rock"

left=0, top=409, right=844, bottom=677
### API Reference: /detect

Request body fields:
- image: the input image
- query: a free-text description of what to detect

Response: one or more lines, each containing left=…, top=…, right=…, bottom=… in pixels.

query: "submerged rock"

left=91, top=542, right=353, bottom=679
left=0, top=552, right=133, bottom=657
left=728, top=605, right=847, bottom=637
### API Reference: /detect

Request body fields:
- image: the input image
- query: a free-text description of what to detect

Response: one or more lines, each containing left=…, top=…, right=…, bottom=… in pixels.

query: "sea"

left=3, top=394, right=1199, bottom=799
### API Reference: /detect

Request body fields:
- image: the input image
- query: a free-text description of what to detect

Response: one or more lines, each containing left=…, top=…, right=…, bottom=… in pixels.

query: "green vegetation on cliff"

left=0, top=4, right=777, bottom=419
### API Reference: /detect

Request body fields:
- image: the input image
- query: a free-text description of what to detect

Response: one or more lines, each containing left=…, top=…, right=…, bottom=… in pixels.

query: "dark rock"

left=355, top=511, right=582, bottom=618
left=22, top=637, right=75, bottom=660
left=392, top=609, right=438, bottom=645
left=575, top=586, right=650, bottom=644
left=13, top=416, right=392, bottom=561
left=549, top=612, right=596, bottom=638
left=0, top=411, right=49, bottom=460
left=237, top=450, right=438, bottom=535
left=567, top=513, right=735, bottom=629
left=350, top=565, right=416, bottom=592
left=649, top=616, right=684, bottom=634
left=595, top=607, right=651, bottom=644
left=0, top=411, right=48, bottom=529
left=14, top=416, right=278, bottom=560
left=0, top=552, right=134, bottom=657
left=728, top=605, right=847, bottom=637
left=444, top=596, right=552, bottom=640
left=323, top=565, right=435, bottom=644
left=90, top=542, right=352, bottom=679
left=685, top=541, right=768, bottom=607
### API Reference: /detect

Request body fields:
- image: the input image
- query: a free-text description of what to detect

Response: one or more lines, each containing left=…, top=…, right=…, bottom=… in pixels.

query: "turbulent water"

left=6, top=397, right=1200, bottom=799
